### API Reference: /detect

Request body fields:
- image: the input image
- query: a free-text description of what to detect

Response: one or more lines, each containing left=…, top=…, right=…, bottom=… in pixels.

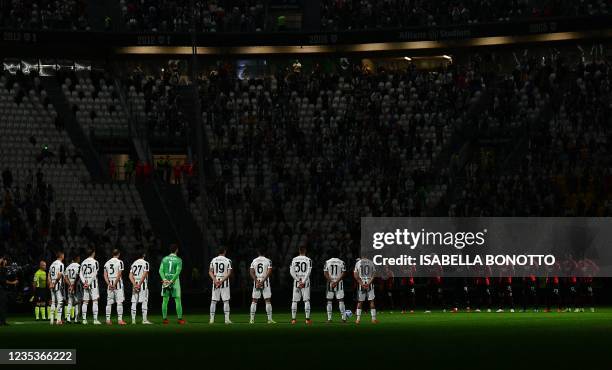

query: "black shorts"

left=35, top=289, right=49, bottom=302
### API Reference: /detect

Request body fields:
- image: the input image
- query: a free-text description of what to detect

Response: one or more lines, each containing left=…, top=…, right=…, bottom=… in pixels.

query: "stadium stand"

left=0, top=0, right=90, bottom=30
left=320, top=0, right=610, bottom=31
left=121, top=0, right=267, bottom=32
left=62, top=72, right=130, bottom=139
left=0, top=71, right=151, bottom=265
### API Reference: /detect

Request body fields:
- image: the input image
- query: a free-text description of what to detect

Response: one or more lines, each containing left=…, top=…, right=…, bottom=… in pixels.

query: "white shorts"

left=326, top=281, right=345, bottom=300
left=131, top=288, right=149, bottom=304
left=50, top=288, right=64, bottom=303
left=107, top=288, right=125, bottom=304
left=212, top=284, right=231, bottom=302
left=292, top=281, right=310, bottom=302
left=357, top=285, right=375, bottom=302
left=82, top=280, right=100, bottom=301
left=252, top=280, right=272, bottom=300
left=67, top=285, right=83, bottom=303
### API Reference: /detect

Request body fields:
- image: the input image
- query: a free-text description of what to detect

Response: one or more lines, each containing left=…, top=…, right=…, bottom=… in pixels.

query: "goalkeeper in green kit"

left=159, top=244, right=185, bottom=324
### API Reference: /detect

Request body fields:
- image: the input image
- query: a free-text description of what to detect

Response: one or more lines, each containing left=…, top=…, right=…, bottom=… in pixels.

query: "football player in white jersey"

left=104, top=249, right=126, bottom=325
left=79, top=248, right=100, bottom=325
left=249, top=249, right=275, bottom=324
left=48, top=251, right=65, bottom=325
left=63, top=254, right=81, bottom=323
left=324, top=255, right=347, bottom=323
left=290, top=246, right=312, bottom=325
left=129, top=250, right=151, bottom=324
left=80, top=247, right=101, bottom=324
left=209, top=247, right=233, bottom=324
left=354, top=256, right=378, bottom=324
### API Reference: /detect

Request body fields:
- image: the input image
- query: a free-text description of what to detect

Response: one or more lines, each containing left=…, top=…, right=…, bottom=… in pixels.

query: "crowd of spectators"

left=121, top=0, right=266, bottom=32
left=172, top=50, right=612, bottom=293
left=321, top=0, right=611, bottom=31
left=0, top=0, right=90, bottom=30
left=451, top=52, right=612, bottom=217
left=189, top=60, right=485, bottom=287
left=124, top=64, right=189, bottom=138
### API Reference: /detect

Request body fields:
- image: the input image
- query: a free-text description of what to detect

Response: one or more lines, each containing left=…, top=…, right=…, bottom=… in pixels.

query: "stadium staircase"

left=175, top=84, right=213, bottom=262
left=114, top=80, right=206, bottom=271
left=156, top=181, right=205, bottom=267
left=41, top=77, right=109, bottom=182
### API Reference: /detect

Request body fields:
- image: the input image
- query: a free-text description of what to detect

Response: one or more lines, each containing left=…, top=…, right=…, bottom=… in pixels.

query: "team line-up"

left=39, top=244, right=379, bottom=326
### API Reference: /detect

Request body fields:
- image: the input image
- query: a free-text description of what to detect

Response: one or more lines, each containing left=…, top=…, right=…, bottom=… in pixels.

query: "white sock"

left=81, top=302, right=88, bottom=320
left=291, top=302, right=297, bottom=319
left=66, top=302, right=72, bottom=321
left=224, top=301, right=230, bottom=321
left=250, top=302, right=257, bottom=321
left=371, top=308, right=377, bottom=321
left=50, top=300, right=55, bottom=322
left=131, top=302, right=137, bottom=322
left=117, top=304, right=123, bottom=321
left=75, top=302, right=80, bottom=319
left=210, top=301, right=217, bottom=321
left=265, top=303, right=272, bottom=321
left=92, top=301, right=99, bottom=320
left=56, top=301, right=63, bottom=321
left=106, top=303, right=112, bottom=321
left=305, top=301, right=311, bottom=319
left=142, top=301, right=148, bottom=321
left=356, top=308, right=362, bottom=320
left=326, top=301, right=333, bottom=320
left=339, top=301, right=346, bottom=320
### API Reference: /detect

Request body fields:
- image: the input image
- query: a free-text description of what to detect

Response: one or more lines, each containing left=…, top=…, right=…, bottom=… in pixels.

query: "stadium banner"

left=360, top=217, right=611, bottom=278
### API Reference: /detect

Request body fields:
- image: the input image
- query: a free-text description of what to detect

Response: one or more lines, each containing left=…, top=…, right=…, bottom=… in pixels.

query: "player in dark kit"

left=496, top=266, right=514, bottom=313
left=562, top=257, right=579, bottom=312
left=520, top=274, right=539, bottom=312
left=400, top=265, right=417, bottom=314
left=545, top=262, right=562, bottom=312
left=425, top=264, right=444, bottom=313
left=578, top=258, right=599, bottom=312
left=474, top=265, right=492, bottom=312
left=379, top=266, right=395, bottom=312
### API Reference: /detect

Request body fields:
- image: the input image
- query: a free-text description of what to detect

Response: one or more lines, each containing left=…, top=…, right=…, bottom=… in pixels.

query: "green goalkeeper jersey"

left=159, top=253, right=183, bottom=283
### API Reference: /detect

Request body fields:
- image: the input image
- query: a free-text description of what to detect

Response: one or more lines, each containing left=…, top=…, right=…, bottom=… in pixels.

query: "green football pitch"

left=1, top=310, right=612, bottom=369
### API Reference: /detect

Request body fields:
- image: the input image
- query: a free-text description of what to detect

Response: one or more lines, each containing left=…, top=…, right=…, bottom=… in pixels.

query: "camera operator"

left=0, top=256, right=20, bottom=325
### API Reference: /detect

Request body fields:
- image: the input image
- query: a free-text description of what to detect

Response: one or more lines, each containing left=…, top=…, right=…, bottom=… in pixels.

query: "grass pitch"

left=1, top=309, right=612, bottom=369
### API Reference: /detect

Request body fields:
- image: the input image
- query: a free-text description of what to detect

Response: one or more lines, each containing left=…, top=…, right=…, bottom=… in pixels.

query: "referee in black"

left=0, top=256, right=20, bottom=325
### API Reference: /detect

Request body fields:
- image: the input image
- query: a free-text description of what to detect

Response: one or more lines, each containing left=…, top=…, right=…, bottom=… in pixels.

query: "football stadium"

left=1, top=0, right=612, bottom=368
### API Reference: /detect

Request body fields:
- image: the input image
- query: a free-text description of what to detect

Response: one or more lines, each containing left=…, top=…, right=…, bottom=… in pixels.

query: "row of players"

left=39, top=245, right=379, bottom=325
left=39, top=244, right=597, bottom=326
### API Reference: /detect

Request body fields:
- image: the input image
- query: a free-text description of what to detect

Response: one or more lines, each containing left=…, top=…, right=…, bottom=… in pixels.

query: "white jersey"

left=65, top=263, right=81, bottom=285
left=79, top=257, right=99, bottom=287
left=290, top=255, right=312, bottom=283
left=354, top=258, right=376, bottom=284
left=324, top=258, right=346, bottom=300
left=49, top=260, right=65, bottom=291
left=210, top=255, right=232, bottom=288
left=104, top=257, right=125, bottom=290
left=250, top=256, right=272, bottom=281
left=130, top=259, right=150, bottom=291
left=324, top=258, right=346, bottom=280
